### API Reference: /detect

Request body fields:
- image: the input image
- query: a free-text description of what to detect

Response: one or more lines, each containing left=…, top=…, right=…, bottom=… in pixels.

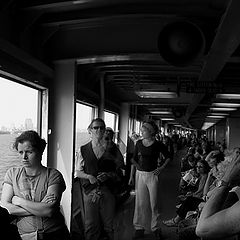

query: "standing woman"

left=75, top=118, right=120, bottom=240
left=0, top=130, right=70, bottom=240
left=130, top=120, right=171, bottom=239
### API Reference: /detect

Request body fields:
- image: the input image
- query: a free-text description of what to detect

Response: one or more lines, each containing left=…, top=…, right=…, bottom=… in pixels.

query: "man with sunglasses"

left=75, top=118, right=121, bottom=240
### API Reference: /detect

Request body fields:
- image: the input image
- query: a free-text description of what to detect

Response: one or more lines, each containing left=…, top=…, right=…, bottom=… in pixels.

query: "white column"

left=118, top=103, right=130, bottom=156
left=48, top=60, right=76, bottom=229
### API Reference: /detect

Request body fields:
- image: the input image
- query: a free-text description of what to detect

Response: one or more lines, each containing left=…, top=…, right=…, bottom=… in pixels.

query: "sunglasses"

left=92, top=126, right=105, bottom=130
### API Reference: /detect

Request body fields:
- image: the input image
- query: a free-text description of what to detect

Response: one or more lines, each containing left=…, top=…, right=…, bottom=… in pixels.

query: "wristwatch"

left=217, top=180, right=230, bottom=188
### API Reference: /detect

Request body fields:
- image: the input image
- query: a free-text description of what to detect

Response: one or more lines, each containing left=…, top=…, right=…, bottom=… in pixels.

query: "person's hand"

left=97, top=172, right=109, bottom=182
left=128, top=176, right=134, bottom=186
left=12, top=196, right=22, bottom=206
left=222, top=155, right=240, bottom=185
left=198, top=202, right=206, bottom=212
left=134, top=163, right=141, bottom=171
left=88, top=175, right=98, bottom=184
left=41, top=193, right=56, bottom=204
left=186, top=191, right=192, bottom=197
left=153, top=167, right=164, bottom=176
left=209, top=168, right=214, bottom=175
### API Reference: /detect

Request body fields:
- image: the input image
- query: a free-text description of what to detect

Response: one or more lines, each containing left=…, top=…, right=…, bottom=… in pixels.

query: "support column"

left=48, top=60, right=76, bottom=229
left=118, top=103, right=130, bottom=156
left=98, top=75, right=105, bottom=119
left=226, top=117, right=240, bottom=150
left=215, top=120, right=226, bottom=145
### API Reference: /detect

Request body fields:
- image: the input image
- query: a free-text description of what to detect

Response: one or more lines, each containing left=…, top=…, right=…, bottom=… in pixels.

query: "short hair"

left=13, top=130, right=46, bottom=155
left=142, top=120, right=159, bottom=135
left=106, top=127, right=114, bottom=133
left=87, top=118, right=106, bottom=131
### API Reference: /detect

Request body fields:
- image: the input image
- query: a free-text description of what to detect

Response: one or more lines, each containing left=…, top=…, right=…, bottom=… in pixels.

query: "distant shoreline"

left=0, top=131, right=23, bottom=135
left=0, top=131, right=10, bottom=134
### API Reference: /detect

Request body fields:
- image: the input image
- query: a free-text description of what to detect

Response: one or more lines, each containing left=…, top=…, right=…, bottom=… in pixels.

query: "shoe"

left=132, top=229, right=144, bottom=239
left=153, top=228, right=162, bottom=240
left=176, top=204, right=182, bottom=209
left=162, top=218, right=178, bottom=227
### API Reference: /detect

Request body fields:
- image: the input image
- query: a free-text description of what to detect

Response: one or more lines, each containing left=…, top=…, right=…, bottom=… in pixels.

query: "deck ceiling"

left=1, top=0, right=240, bottom=130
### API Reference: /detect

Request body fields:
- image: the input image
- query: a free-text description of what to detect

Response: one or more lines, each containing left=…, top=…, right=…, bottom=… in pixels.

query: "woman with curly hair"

left=1, top=130, right=70, bottom=240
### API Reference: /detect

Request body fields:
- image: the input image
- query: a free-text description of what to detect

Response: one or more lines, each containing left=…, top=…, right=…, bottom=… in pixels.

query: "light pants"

left=133, top=170, right=161, bottom=231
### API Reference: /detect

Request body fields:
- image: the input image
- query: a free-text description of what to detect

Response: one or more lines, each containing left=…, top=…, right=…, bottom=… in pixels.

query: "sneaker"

left=132, top=229, right=144, bottom=239
left=153, top=228, right=162, bottom=240
left=162, top=218, right=178, bottom=227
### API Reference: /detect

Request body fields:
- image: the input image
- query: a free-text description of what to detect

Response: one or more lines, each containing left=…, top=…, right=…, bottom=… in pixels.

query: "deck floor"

left=114, top=148, right=185, bottom=240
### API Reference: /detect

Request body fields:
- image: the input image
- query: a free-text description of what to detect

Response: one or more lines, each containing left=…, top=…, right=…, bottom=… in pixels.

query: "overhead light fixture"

left=210, top=107, right=237, bottom=111
left=161, top=118, right=175, bottom=121
left=212, top=103, right=240, bottom=107
left=209, top=112, right=229, bottom=116
left=216, top=94, right=240, bottom=100
left=202, top=122, right=215, bottom=130
left=150, top=111, right=172, bottom=114
left=206, top=115, right=225, bottom=119
left=135, top=91, right=177, bottom=98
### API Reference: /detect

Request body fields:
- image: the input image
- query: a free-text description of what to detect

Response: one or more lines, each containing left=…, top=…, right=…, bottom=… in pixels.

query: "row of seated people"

left=163, top=145, right=240, bottom=240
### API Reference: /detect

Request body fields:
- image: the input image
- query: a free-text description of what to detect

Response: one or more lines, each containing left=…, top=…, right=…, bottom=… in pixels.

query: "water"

left=0, top=134, right=20, bottom=196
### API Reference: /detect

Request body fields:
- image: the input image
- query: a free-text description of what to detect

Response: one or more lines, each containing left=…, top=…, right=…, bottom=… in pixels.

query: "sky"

left=76, top=103, right=115, bottom=131
left=0, top=76, right=115, bottom=131
left=0, top=77, right=38, bottom=129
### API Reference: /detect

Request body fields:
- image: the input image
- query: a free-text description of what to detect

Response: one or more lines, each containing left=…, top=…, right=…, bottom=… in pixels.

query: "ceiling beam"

left=0, top=37, right=53, bottom=78
left=185, top=0, right=240, bottom=126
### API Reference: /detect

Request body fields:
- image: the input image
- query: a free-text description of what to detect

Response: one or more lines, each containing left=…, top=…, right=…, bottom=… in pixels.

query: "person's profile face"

left=141, top=126, right=152, bottom=139
left=208, top=158, right=217, bottom=168
left=196, top=163, right=204, bottom=173
left=105, top=130, right=113, bottom=140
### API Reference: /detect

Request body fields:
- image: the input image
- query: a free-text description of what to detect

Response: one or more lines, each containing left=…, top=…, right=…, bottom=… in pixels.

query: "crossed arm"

left=1, top=183, right=62, bottom=218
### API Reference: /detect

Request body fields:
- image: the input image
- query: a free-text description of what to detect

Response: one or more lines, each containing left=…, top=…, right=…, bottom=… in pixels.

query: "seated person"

left=196, top=154, right=240, bottom=239
left=179, top=156, right=198, bottom=195
left=181, top=147, right=196, bottom=172
left=163, top=160, right=210, bottom=227
left=193, top=144, right=203, bottom=161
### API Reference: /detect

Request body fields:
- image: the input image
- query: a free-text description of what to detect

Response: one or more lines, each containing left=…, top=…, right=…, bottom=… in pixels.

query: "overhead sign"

left=181, top=81, right=223, bottom=93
